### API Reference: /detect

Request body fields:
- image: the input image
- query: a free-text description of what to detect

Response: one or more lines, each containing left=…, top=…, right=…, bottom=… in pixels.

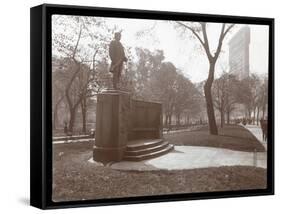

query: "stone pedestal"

left=93, top=89, right=130, bottom=163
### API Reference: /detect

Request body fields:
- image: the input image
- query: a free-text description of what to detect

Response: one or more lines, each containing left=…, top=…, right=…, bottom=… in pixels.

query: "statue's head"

left=114, top=32, right=121, bottom=41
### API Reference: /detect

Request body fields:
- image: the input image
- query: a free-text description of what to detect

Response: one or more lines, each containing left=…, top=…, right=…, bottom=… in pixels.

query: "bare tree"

left=175, top=22, right=234, bottom=135
left=150, top=62, right=178, bottom=126
left=52, top=15, right=113, bottom=133
left=173, top=73, right=202, bottom=126
left=237, top=74, right=260, bottom=122
left=259, top=77, right=268, bottom=120
left=52, top=67, right=65, bottom=130
left=213, top=74, right=227, bottom=128
left=213, top=73, right=238, bottom=127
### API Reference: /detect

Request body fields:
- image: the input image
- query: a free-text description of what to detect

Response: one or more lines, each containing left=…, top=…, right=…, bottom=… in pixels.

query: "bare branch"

left=223, top=24, right=235, bottom=38
left=177, top=21, right=214, bottom=61
left=92, top=49, right=99, bottom=73
left=176, top=21, right=205, bottom=47
left=72, top=24, right=83, bottom=63
left=214, top=24, right=235, bottom=60
left=65, top=63, right=81, bottom=108
left=200, top=22, right=213, bottom=61
left=214, top=24, right=226, bottom=61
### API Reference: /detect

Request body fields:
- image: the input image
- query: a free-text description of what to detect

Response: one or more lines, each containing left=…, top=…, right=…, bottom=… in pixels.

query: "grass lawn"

left=164, top=124, right=265, bottom=152
left=53, top=128, right=267, bottom=202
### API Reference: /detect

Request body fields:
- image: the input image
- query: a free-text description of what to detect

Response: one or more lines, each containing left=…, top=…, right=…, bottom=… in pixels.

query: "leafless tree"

left=52, top=16, right=113, bottom=133
left=175, top=22, right=235, bottom=135
left=213, top=73, right=238, bottom=127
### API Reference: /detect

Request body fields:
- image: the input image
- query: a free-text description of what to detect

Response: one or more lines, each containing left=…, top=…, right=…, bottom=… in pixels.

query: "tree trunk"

left=253, top=107, right=256, bottom=124
left=177, top=113, right=181, bottom=126
left=53, top=96, right=64, bottom=130
left=81, top=98, right=87, bottom=134
left=168, top=114, right=172, bottom=126
left=220, top=110, right=224, bottom=128
left=204, top=63, right=218, bottom=135
left=81, top=107, right=87, bottom=134
left=185, top=114, right=190, bottom=126
left=165, top=113, right=168, bottom=127
left=262, top=104, right=266, bottom=119
left=68, top=108, right=77, bottom=134
left=53, top=104, right=58, bottom=130
left=256, top=107, right=260, bottom=125
left=248, top=109, right=251, bottom=120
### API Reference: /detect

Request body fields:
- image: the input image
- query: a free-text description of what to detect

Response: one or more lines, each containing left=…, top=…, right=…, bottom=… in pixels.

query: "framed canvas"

left=30, top=4, right=274, bottom=209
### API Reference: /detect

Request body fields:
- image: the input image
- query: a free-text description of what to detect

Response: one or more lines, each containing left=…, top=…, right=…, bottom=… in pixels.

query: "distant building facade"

left=228, top=26, right=250, bottom=80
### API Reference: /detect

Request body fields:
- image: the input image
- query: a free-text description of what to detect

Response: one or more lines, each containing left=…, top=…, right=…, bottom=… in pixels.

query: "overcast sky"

left=53, top=15, right=269, bottom=83
left=105, top=18, right=269, bottom=83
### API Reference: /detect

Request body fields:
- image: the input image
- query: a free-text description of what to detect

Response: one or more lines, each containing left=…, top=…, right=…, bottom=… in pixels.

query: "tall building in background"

left=228, top=26, right=250, bottom=80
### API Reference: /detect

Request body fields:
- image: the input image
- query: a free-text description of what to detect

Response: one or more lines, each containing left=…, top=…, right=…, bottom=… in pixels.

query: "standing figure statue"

left=109, top=32, right=127, bottom=89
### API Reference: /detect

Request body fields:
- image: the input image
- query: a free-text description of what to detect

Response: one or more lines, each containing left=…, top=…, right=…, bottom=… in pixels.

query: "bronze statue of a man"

left=109, top=32, right=127, bottom=89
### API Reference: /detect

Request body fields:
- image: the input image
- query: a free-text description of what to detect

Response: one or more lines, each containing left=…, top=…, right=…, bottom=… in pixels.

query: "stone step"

left=126, top=138, right=164, bottom=151
left=125, top=141, right=170, bottom=156
left=128, top=128, right=161, bottom=141
left=124, top=144, right=174, bottom=161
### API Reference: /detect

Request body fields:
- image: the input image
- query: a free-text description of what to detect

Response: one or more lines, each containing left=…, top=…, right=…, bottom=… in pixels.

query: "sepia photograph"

left=51, top=13, right=270, bottom=202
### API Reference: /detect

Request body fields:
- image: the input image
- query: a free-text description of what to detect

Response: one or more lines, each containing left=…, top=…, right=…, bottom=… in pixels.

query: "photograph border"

left=30, top=3, right=274, bottom=209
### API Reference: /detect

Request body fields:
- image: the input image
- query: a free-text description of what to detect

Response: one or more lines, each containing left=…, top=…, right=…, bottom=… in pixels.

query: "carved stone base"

left=93, top=89, right=130, bottom=163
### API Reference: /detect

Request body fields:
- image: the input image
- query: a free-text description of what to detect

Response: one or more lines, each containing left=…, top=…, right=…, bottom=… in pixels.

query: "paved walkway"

left=89, top=145, right=267, bottom=171
left=245, top=124, right=267, bottom=151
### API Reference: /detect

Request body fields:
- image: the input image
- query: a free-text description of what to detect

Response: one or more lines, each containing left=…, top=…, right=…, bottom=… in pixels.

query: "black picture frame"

left=30, top=3, right=274, bottom=209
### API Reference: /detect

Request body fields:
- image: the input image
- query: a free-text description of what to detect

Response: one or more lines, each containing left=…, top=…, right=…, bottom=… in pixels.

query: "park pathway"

left=101, top=125, right=267, bottom=171
left=87, top=125, right=268, bottom=171
left=245, top=124, right=267, bottom=151
left=89, top=145, right=266, bottom=171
